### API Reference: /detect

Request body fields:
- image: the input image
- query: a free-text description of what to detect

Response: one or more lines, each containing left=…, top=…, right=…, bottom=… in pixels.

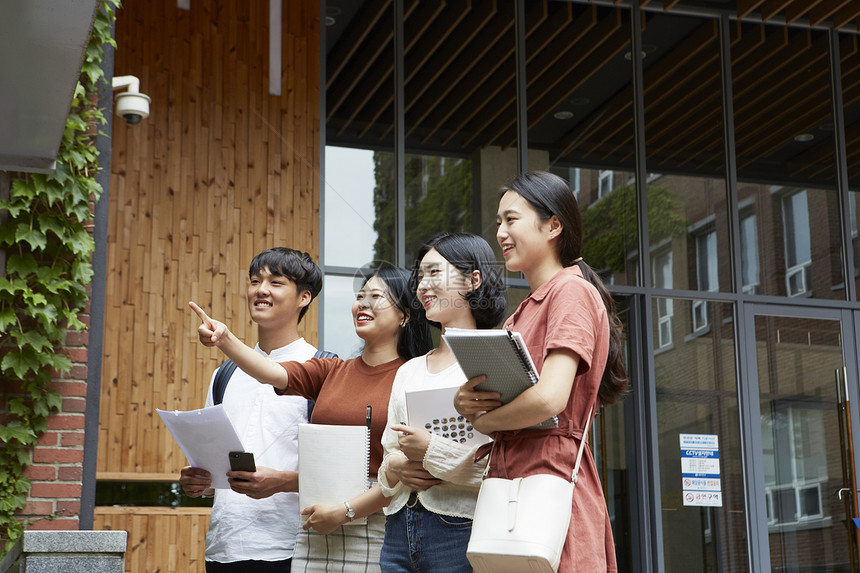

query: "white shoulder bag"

left=467, top=406, right=594, bottom=573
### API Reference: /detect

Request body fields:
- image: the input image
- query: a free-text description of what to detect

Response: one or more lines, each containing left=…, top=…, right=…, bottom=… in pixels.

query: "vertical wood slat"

left=94, top=508, right=212, bottom=573
left=98, top=0, right=320, bottom=570
left=103, top=0, right=320, bottom=475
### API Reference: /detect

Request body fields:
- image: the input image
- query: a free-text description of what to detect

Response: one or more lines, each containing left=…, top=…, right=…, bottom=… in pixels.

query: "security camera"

left=111, top=75, right=151, bottom=125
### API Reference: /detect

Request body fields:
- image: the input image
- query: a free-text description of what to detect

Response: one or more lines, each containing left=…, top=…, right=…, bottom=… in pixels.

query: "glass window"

left=762, top=407, right=827, bottom=525
left=653, top=250, right=673, bottom=349
left=527, top=2, right=638, bottom=288
left=753, top=314, right=851, bottom=569
left=324, top=146, right=389, bottom=267
left=643, top=14, right=729, bottom=295
left=740, top=212, right=760, bottom=294
left=841, top=34, right=860, bottom=297
left=598, top=170, right=613, bottom=199
left=321, top=274, right=364, bottom=359
left=781, top=190, right=812, bottom=297
left=733, top=24, right=844, bottom=300
left=692, top=229, right=718, bottom=332
left=402, top=0, right=517, bottom=273
left=401, top=155, right=472, bottom=265
left=655, top=299, right=748, bottom=573
left=324, top=2, right=395, bottom=267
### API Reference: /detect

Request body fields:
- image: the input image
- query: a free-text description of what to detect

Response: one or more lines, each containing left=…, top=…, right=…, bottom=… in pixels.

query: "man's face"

left=246, top=267, right=306, bottom=328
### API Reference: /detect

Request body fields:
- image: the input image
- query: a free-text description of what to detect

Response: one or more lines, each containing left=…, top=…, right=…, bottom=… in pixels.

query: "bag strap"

left=571, top=405, right=594, bottom=484
left=307, top=349, right=338, bottom=419
left=212, top=359, right=238, bottom=405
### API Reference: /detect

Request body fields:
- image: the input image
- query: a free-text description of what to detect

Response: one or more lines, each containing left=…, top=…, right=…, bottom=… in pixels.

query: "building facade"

left=17, top=1, right=859, bottom=572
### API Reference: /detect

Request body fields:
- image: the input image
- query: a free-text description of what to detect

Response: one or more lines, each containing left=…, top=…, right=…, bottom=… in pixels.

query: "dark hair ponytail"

left=503, top=171, right=628, bottom=405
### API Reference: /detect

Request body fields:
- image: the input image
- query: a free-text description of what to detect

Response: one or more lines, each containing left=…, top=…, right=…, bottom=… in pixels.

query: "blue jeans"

left=379, top=501, right=473, bottom=573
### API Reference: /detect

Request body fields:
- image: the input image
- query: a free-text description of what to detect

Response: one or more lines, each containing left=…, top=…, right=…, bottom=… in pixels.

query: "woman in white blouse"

left=377, top=233, right=506, bottom=573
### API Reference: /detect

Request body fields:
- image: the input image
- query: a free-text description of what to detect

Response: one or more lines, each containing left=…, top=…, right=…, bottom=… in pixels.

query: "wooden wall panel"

left=94, top=507, right=212, bottom=573
left=98, top=0, right=321, bottom=475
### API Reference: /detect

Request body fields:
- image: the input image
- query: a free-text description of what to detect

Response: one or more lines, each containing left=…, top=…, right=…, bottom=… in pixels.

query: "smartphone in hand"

left=228, top=451, right=256, bottom=480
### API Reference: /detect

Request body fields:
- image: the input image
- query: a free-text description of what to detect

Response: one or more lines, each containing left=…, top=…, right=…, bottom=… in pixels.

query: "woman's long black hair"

left=502, top=171, right=628, bottom=405
left=359, top=263, right=433, bottom=361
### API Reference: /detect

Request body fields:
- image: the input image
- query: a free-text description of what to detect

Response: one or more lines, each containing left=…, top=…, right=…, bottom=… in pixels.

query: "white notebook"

left=298, top=423, right=370, bottom=525
left=441, top=328, right=558, bottom=430
left=405, top=384, right=491, bottom=448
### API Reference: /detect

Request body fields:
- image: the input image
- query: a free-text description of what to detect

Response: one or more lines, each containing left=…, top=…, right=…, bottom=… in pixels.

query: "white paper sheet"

left=156, top=405, right=245, bottom=489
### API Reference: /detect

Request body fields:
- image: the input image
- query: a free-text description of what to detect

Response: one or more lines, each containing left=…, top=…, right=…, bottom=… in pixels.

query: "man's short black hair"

left=249, top=247, right=323, bottom=323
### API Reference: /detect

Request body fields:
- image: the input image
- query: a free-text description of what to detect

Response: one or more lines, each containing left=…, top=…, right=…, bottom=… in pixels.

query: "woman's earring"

left=400, top=320, right=406, bottom=328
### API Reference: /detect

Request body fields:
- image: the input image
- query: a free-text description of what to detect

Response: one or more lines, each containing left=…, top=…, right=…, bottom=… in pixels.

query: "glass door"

left=746, top=307, right=859, bottom=572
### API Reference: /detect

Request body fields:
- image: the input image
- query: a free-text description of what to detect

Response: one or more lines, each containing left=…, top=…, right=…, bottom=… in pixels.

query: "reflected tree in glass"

left=372, top=152, right=472, bottom=264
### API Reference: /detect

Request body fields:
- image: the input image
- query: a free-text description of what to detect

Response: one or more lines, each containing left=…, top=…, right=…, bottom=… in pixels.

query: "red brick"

left=79, top=315, right=89, bottom=328
left=60, top=432, right=85, bottom=447
left=19, top=501, right=54, bottom=516
left=61, top=397, right=87, bottom=412
left=58, top=466, right=83, bottom=481
left=51, top=381, right=87, bottom=397
left=64, top=331, right=89, bottom=346
left=47, top=415, right=85, bottom=430
left=23, top=465, right=56, bottom=481
left=29, top=482, right=81, bottom=498
left=28, top=517, right=79, bottom=530
left=37, top=431, right=59, bottom=447
left=33, top=448, right=83, bottom=464
left=68, top=365, right=87, bottom=380
left=61, top=348, right=89, bottom=363
left=57, top=501, right=81, bottom=516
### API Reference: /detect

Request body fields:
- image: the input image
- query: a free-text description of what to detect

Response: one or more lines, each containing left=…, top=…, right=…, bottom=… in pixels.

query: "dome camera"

left=111, top=75, right=151, bottom=125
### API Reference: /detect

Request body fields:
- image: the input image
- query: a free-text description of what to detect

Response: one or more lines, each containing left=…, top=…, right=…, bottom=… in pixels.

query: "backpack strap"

left=307, top=349, right=338, bottom=419
left=213, top=350, right=337, bottom=413
left=212, top=359, right=238, bottom=406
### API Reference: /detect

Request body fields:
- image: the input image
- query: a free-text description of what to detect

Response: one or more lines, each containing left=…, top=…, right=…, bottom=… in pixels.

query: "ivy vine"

left=0, top=0, right=121, bottom=554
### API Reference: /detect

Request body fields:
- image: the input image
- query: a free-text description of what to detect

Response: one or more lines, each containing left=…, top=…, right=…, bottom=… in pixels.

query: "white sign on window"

left=680, top=433, right=723, bottom=507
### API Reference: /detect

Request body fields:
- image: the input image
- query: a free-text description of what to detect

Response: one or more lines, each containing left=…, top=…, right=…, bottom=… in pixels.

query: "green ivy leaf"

left=45, top=391, right=62, bottom=412
left=0, top=307, right=16, bottom=332
left=45, top=352, right=73, bottom=373
left=68, top=229, right=95, bottom=256
left=7, top=254, right=38, bottom=278
left=71, top=260, right=94, bottom=284
left=37, top=212, right=69, bottom=242
left=0, top=422, right=37, bottom=445
left=9, top=179, right=36, bottom=202
left=26, top=304, right=59, bottom=330
left=63, top=310, right=86, bottom=332
left=0, top=349, right=42, bottom=379
left=14, top=224, right=47, bottom=252
left=0, top=276, right=28, bottom=296
left=21, top=291, right=48, bottom=307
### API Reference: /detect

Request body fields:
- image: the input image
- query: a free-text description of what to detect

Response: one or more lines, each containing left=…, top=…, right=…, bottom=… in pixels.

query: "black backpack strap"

left=307, top=349, right=338, bottom=419
left=212, top=359, right=238, bottom=405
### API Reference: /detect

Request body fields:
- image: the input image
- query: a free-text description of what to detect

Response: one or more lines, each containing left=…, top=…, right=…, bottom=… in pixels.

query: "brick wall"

left=5, top=305, right=90, bottom=532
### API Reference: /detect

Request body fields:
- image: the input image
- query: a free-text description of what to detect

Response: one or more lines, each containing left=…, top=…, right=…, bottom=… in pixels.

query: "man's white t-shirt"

left=203, top=338, right=316, bottom=563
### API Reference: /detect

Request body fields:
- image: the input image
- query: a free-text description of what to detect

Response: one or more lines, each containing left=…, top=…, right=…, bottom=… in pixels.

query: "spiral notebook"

left=298, top=423, right=369, bottom=525
left=441, top=327, right=558, bottom=430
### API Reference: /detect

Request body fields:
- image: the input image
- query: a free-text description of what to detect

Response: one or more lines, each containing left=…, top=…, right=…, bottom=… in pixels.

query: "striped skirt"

left=290, top=510, right=385, bottom=572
